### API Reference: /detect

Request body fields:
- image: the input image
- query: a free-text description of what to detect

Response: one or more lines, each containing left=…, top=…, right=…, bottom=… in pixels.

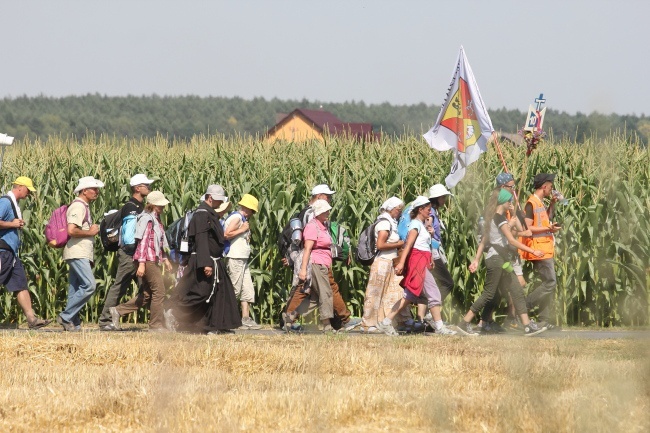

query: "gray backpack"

left=355, top=217, right=389, bottom=266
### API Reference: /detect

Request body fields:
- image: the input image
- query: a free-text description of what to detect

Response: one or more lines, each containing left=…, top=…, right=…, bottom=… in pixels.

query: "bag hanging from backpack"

left=356, top=217, right=390, bottom=266
left=45, top=199, right=90, bottom=248
left=328, top=220, right=350, bottom=262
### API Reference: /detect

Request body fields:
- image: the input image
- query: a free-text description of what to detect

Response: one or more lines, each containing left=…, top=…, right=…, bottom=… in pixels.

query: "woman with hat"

left=297, top=199, right=336, bottom=332
left=224, top=193, right=262, bottom=330
left=376, top=197, right=456, bottom=336
left=457, top=188, right=547, bottom=336
left=110, top=191, right=173, bottom=332
left=360, top=197, right=411, bottom=333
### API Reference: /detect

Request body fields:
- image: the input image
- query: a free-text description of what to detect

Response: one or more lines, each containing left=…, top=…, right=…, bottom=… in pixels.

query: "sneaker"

left=27, top=317, right=51, bottom=330
left=456, top=320, right=480, bottom=336
left=56, top=315, right=79, bottom=332
left=524, top=321, right=548, bottom=337
left=504, top=316, right=523, bottom=332
left=208, top=329, right=235, bottom=335
left=423, top=317, right=436, bottom=332
left=239, top=317, right=262, bottom=330
left=341, top=317, right=362, bottom=332
left=377, top=320, right=399, bottom=336
left=99, top=324, right=121, bottom=332
left=164, top=309, right=179, bottom=332
left=322, top=324, right=337, bottom=334
left=149, top=327, right=171, bottom=333
left=434, top=325, right=457, bottom=336
left=482, top=321, right=506, bottom=334
left=364, top=326, right=383, bottom=334
left=109, top=307, right=121, bottom=330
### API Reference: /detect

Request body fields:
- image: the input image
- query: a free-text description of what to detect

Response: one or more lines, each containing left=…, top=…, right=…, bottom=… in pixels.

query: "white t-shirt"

left=374, top=214, right=399, bottom=260
left=408, top=219, right=431, bottom=252
left=225, top=212, right=251, bottom=259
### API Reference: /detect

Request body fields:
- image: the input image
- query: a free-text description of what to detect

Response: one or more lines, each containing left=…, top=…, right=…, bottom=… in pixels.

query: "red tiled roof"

left=267, top=108, right=379, bottom=141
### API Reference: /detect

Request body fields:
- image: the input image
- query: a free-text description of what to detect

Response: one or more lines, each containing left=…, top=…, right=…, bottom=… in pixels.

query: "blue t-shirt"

left=0, top=197, right=20, bottom=255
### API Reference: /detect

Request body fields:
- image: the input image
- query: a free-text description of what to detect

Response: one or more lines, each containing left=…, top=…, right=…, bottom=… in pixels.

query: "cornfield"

left=1, top=133, right=648, bottom=326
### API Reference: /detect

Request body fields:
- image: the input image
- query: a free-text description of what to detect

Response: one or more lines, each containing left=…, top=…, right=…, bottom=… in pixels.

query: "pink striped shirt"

left=133, top=220, right=166, bottom=263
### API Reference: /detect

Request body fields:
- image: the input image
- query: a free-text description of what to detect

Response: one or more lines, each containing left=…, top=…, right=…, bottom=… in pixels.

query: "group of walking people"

left=0, top=171, right=561, bottom=337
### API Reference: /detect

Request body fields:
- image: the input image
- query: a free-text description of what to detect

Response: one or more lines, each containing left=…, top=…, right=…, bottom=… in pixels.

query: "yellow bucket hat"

left=13, top=176, right=36, bottom=192
left=238, top=194, right=259, bottom=213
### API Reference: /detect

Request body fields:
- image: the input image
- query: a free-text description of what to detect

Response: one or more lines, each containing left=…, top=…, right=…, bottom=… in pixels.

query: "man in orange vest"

left=521, top=173, right=562, bottom=329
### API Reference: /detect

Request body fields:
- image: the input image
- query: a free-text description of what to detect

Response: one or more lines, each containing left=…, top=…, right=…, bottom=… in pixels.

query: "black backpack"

left=355, top=217, right=389, bottom=266
left=100, top=210, right=122, bottom=252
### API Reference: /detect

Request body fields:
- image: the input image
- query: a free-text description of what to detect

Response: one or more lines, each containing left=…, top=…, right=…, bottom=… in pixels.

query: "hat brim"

left=215, top=201, right=231, bottom=213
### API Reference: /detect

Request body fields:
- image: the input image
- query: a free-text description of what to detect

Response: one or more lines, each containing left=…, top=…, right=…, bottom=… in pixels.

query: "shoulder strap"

left=72, top=199, right=91, bottom=224
left=0, top=196, right=18, bottom=220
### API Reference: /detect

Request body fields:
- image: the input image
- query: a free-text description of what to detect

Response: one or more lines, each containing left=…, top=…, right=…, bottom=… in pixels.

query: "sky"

left=1, top=0, right=648, bottom=116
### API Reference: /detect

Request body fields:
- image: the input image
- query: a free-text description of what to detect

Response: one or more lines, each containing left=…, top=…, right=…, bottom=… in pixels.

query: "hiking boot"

left=434, top=325, right=457, bottom=336
left=377, top=320, right=399, bottom=336
left=164, top=309, right=179, bottom=332
left=239, top=317, right=262, bottom=330
left=524, top=321, right=548, bottom=337
left=341, top=317, right=362, bottom=332
left=482, top=321, right=506, bottom=334
left=27, top=317, right=51, bottom=330
left=456, top=320, right=480, bottom=336
left=109, top=307, right=121, bottom=330
left=56, top=315, right=79, bottom=332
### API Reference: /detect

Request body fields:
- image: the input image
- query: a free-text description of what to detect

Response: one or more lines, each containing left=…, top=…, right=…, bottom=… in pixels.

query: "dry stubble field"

left=1, top=327, right=648, bottom=433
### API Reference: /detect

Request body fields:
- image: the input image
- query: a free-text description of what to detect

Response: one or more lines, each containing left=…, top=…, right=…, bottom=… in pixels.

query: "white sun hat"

left=428, top=184, right=453, bottom=199
left=312, top=199, right=332, bottom=216
left=74, top=176, right=105, bottom=194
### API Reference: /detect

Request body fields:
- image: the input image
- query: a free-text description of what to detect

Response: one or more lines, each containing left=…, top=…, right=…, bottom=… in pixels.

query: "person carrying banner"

left=99, top=173, right=154, bottom=331
left=458, top=189, right=547, bottom=336
left=521, top=173, right=562, bottom=330
left=0, top=177, right=51, bottom=329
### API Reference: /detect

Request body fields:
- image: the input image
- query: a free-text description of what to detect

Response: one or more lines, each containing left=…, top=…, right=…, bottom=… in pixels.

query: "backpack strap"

left=71, top=198, right=91, bottom=226
left=0, top=196, right=18, bottom=221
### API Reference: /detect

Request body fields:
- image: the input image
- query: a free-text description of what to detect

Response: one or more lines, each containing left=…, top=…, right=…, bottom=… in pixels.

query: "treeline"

left=0, top=94, right=648, bottom=143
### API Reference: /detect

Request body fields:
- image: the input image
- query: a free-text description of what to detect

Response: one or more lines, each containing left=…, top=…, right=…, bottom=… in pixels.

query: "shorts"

left=226, top=258, right=255, bottom=303
left=0, top=250, right=28, bottom=293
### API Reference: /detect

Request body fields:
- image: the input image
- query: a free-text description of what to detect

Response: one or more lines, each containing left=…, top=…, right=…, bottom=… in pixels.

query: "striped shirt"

left=133, top=219, right=166, bottom=263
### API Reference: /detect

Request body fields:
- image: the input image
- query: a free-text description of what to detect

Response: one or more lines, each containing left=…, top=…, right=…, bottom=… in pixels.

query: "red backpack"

left=45, top=199, right=90, bottom=248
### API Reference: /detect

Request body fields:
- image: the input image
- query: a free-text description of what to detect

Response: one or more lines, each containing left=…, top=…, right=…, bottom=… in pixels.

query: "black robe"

left=172, top=202, right=241, bottom=332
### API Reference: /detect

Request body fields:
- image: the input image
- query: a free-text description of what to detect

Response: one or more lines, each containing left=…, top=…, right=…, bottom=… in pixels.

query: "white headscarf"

left=379, top=196, right=403, bottom=212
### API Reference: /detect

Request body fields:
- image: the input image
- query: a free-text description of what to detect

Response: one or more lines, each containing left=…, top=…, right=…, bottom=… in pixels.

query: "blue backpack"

left=397, top=202, right=413, bottom=241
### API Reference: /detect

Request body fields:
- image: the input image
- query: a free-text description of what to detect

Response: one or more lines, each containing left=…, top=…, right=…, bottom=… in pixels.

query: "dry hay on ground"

left=0, top=330, right=648, bottom=433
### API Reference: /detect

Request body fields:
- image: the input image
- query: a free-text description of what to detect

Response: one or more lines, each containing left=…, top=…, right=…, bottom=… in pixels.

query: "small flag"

left=424, top=46, right=495, bottom=188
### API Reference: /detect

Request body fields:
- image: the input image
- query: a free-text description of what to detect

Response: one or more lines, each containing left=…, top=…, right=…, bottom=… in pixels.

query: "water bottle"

left=552, top=190, right=569, bottom=205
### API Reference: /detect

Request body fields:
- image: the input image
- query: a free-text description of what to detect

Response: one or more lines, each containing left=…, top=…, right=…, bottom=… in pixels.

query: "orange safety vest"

left=520, top=194, right=554, bottom=260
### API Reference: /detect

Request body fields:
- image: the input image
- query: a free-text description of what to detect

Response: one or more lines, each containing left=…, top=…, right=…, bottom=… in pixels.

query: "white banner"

left=423, top=46, right=494, bottom=188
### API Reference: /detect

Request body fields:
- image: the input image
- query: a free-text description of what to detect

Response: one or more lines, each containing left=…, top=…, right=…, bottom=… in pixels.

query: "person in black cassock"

left=166, top=184, right=241, bottom=333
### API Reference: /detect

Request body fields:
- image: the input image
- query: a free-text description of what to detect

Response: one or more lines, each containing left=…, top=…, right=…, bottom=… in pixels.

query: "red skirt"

left=399, top=249, right=431, bottom=297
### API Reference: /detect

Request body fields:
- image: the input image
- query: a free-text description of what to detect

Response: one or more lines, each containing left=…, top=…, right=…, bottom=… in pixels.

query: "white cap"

left=201, top=184, right=227, bottom=202
left=146, top=191, right=170, bottom=206
left=411, top=196, right=430, bottom=209
left=312, top=199, right=332, bottom=216
left=130, top=173, right=155, bottom=187
left=74, top=176, right=105, bottom=194
left=311, top=184, right=335, bottom=196
left=428, top=184, right=453, bottom=199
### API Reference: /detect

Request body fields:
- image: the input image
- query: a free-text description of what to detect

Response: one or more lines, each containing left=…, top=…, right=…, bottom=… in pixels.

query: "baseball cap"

left=130, top=173, right=155, bottom=187
left=311, top=184, right=335, bottom=195
left=147, top=191, right=170, bottom=206
left=201, top=184, right=227, bottom=202
left=13, top=176, right=36, bottom=192
left=533, top=173, right=556, bottom=189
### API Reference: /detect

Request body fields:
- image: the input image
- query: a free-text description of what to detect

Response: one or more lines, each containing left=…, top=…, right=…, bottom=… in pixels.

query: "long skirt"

left=361, top=257, right=411, bottom=329
left=171, top=255, right=242, bottom=333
